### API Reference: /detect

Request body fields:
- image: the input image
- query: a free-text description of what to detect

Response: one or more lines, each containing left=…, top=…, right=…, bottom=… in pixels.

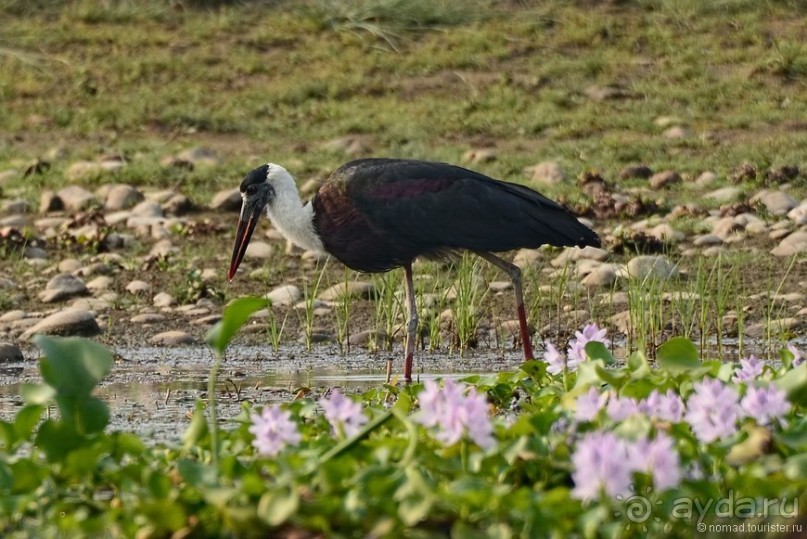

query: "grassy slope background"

left=1, top=0, right=805, bottom=199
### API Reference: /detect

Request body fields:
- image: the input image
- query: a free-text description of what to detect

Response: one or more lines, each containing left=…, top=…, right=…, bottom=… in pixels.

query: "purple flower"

left=568, top=323, right=610, bottom=365
left=574, top=386, right=608, bottom=422
left=543, top=342, right=566, bottom=375
left=321, top=389, right=368, bottom=437
left=416, top=379, right=494, bottom=449
left=606, top=393, right=640, bottom=422
left=732, top=355, right=764, bottom=383
left=740, top=385, right=790, bottom=425
left=638, top=389, right=685, bottom=423
left=684, top=378, right=742, bottom=444
left=629, top=433, right=682, bottom=491
left=788, top=344, right=804, bottom=367
left=571, top=431, right=634, bottom=501
left=249, top=404, right=301, bottom=457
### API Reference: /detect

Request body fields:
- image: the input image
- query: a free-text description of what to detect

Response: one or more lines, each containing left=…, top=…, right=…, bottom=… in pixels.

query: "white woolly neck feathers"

left=261, top=163, right=324, bottom=253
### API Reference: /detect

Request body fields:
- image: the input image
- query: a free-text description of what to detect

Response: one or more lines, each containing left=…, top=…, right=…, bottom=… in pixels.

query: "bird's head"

left=228, top=163, right=292, bottom=281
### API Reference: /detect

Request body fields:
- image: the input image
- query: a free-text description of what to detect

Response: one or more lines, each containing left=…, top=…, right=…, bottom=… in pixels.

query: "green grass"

left=1, top=0, right=805, bottom=206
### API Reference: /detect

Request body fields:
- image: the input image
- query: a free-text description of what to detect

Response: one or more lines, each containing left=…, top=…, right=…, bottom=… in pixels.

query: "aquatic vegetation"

left=0, top=302, right=805, bottom=536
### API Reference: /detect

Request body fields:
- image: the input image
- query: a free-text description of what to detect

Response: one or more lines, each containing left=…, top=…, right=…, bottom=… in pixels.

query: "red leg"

left=477, top=252, right=534, bottom=361
left=402, top=263, right=418, bottom=383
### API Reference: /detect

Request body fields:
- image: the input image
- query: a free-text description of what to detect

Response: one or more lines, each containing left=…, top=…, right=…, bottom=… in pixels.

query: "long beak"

left=228, top=211, right=259, bottom=282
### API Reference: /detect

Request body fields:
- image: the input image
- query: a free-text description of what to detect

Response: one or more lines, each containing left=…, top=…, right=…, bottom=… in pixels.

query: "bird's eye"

left=245, top=185, right=257, bottom=196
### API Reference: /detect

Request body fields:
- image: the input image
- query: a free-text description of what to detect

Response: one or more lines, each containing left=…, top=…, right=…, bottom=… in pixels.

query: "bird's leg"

left=476, top=252, right=534, bottom=360
left=402, top=263, right=418, bottom=384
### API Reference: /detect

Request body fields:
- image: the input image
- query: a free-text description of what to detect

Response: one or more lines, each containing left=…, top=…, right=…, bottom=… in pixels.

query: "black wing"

left=342, top=158, right=600, bottom=255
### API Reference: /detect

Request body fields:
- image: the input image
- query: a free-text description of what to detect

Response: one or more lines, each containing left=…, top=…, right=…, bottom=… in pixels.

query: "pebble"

left=149, top=330, right=196, bottom=346
left=0, top=199, right=29, bottom=216
left=191, top=314, right=222, bottom=326
left=210, top=188, right=242, bottom=212
left=20, top=309, right=101, bottom=340
left=319, top=281, right=376, bottom=301
left=581, top=264, right=618, bottom=287
left=348, top=329, right=387, bottom=347
left=618, top=164, right=653, bottom=180
left=497, top=320, right=525, bottom=338
left=39, top=273, right=88, bottom=303
left=86, top=276, right=114, bottom=293
left=39, top=190, right=63, bottom=212
left=462, top=148, right=496, bottom=164
left=489, top=281, right=512, bottom=292
left=126, top=280, right=151, bottom=294
left=130, top=313, right=167, bottom=324
left=513, top=249, right=542, bottom=269
left=0, top=342, right=24, bottom=362
left=550, top=246, right=609, bottom=267
left=177, top=147, right=220, bottom=167
left=648, top=170, right=681, bottom=189
left=131, top=200, right=164, bottom=218
left=704, top=186, right=742, bottom=203
left=65, top=161, right=105, bottom=182
left=626, top=255, right=679, bottom=280
left=771, top=230, right=807, bottom=256
left=693, top=234, right=723, bottom=246
left=162, top=193, right=194, bottom=216
left=246, top=241, right=273, bottom=259
left=755, top=190, right=799, bottom=215
left=787, top=202, right=807, bottom=225
left=153, top=292, right=176, bottom=308
left=695, top=171, right=719, bottom=187
left=662, top=126, right=690, bottom=139
left=525, top=161, right=566, bottom=186
left=0, top=310, right=26, bottom=322
left=265, top=284, right=302, bottom=307
left=57, top=185, right=97, bottom=211
left=58, top=258, right=82, bottom=273
left=744, top=318, right=800, bottom=339
left=104, top=184, right=144, bottom=211
left=648, top=223, right=685, bottom=242
left=178, top=308, right=209, bottom=317
left=0, top=215, right=26, bottom=227
left=322, top=135, right=372, bottom=156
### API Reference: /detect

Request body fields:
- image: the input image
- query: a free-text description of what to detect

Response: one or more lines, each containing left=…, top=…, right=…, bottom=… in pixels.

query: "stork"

left=228, top=158, right=600, bottom=383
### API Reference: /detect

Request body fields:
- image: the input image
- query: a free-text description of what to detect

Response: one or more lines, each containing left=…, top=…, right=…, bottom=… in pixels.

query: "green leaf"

left=20, top=383, right=55, bottom=405
left=319, top=410, right=393, bottom=464
left=571, top=359, right=607, bottom=393
left=206, top=296, right=269, bottom=355
left=520, top=359, right=547, bottom=380
left=34, top=335, right=113, bottom=396
left=9, top=459, right=45, bottom=494
left=257, top=483, right=299, bottom=526
left=35, top=420, right=84, bottom=462
left=783, top=453, right=807, bottom=481
left=183, top=400, right=209, bottom=451
left=395, top=466, right=434, bottom=526
left=775, top=362, right=807, bottom=407
left=627, top=350, right=651, bottom=377
left=74, top=396, right=109, bottom=434
left=657, top=337, right=700, bottom=374
left=204, top=487, right=238, bottom=507
left=13, top=404, right=43, bottom=442
left=177, top=459, right=218, bottom=488
left=585, top=341, right=615, bottom=365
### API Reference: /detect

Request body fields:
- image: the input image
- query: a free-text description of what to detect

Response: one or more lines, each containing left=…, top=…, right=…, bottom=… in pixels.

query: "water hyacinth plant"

left=0, top=303, right=805, bottom=536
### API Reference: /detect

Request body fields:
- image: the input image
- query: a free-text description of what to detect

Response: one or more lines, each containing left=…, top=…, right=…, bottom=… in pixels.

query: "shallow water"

left=2, top=337, right=803, bottom=444
left=0, top=344, right=525, bottom=444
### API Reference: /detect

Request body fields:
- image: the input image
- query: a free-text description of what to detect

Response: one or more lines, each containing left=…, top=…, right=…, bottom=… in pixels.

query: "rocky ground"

left=1, top=147, right=806, bottom=365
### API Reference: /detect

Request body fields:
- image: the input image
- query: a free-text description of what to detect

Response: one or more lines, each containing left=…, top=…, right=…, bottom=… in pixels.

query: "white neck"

left=263, top=164, right=325, bottom=253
